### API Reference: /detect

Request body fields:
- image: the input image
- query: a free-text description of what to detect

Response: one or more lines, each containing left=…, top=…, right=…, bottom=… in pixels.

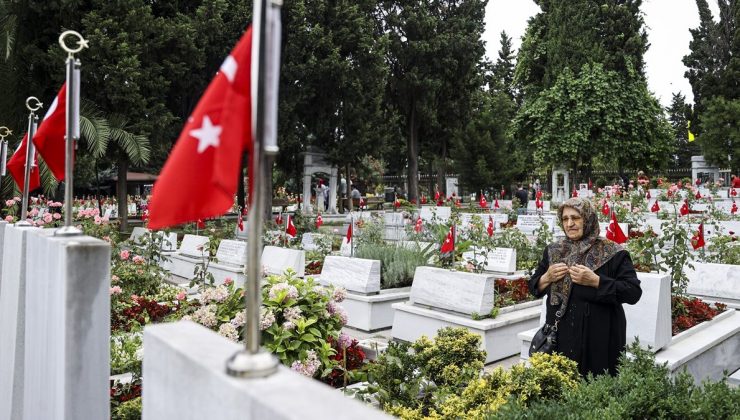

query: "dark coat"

left=528, top=248, right=642, bottom=377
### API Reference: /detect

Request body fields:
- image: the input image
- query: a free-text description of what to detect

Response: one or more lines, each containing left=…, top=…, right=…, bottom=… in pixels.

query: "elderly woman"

left=529, top=197, right=642, bottom=377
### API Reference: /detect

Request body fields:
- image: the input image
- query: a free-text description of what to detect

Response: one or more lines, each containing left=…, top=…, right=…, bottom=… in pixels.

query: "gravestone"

left=216, top=240, right=247, bottom=267
left=409, top=266, right=494, bottom=316
left=178, top=234, right=210, bottom=258
left=687, top=262, right=740, bottom=307
left=462, top=247, right=516, bottom=273
left=262, top=246, right=305, bottom=277
left=419, top=206, right=451, bottom=222
left=516, top=215, right=557, bottom=234
left=319, top=256, right=380, bottom=294
left=130, top=227, right=150, bottom=244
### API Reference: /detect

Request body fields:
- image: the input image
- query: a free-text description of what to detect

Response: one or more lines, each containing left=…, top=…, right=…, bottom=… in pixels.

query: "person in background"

left=528, top=198, right=642, bottom=377
left=515, top=184, right=529, bottom=214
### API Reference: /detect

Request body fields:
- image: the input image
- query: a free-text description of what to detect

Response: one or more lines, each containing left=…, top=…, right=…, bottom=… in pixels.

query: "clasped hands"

left=542, top=263, right=600, bottom=288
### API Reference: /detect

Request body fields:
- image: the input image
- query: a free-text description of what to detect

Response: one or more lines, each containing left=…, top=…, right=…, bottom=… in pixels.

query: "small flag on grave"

left=315, top=212, right=323, bottom=228
left=487, top=216, right=494, bottom=237
left=440, top=225, right=455, bottom=257
left=414, top=215, right=423, bottom=233
left=286, top=215, right=297, bottom=237
left=651, top=200, right=660, bottom=213
left=691, top=223, right=705, bottom=250
left=606, top=212, right=627, bottom=244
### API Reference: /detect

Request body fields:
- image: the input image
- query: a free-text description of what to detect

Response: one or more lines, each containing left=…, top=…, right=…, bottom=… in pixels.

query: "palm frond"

left=0, top=13, right=17, bottom=60
left=107, top=115, right=151, bottom=166
left=80, top=100, right=110, bottom=158
left=37, top=155, right=59, bottom=197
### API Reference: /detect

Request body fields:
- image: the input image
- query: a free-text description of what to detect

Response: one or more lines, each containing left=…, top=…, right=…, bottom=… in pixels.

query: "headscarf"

left=548, top=197, right=622, bottom=306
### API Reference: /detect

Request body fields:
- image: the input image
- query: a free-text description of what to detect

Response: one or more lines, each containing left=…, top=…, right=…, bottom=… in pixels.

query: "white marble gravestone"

left=130, top=227, right=150, bottom=244
left=462, top=247, right=516, bottom=273
left=262, top=246, right=305, bottom=278
left=527, top=200, right=551, bottom=212
left=516, top=215, right=557, bottom=234
left=409, top=266, right=495, bottom=316
left=686, top=262, right=740, bottom=306
left=178, top=234, right=210, bottom=258
left=319, top=256, right=381, bottom=294
left=419, top=206, right=451, bottom=222
left=216, top=240, right=247, bottom=267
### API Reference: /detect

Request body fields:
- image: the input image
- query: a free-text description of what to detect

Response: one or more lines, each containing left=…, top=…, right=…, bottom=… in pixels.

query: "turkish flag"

left=731, top=200, right=737, bottom=215
left=315, top=213, right=323, bottom=228
left=440, top=225, right=455, bottom=256
left=434, top=190, right=440, bottom=201
left=494, top=198, right=500, bottom=209
left=7, top=133, right=41, bottom=192
left=275, top=213, right=283, bottom=225
left=414, top=215, right=423, bottom=233
left=731, top=188, right=737, bottom=197
left=605, top=212, right=627, bottom=244
left=646, top=190, right=651, bottom=200
left=394, top=194, right=400, bottom=209
left=359, top=197, right=366, bottom=208
left=651, top=200, right=660, bottom=213
left=572, top=187, right=578, bottom=197
left=237, top=211, right=244, bottom=232
left=148, top=28, right=253, bottom=229
left=421, top=195, right=427, bottom=204
left=691, top=223, right=705, bottom=250
left=536, top=197, right=543, bottom=209
left=285, top=215, right=297, bottom=237
left=680, top=200, right=690, bottom=216
left=32, top=84, right=67, bottom=181
left=196, top=219, right=206, bottom=229
left=588, top=178, right=593, bottom=190
left=346, top=221, right=353, bottom=243
left=479, top=192, right=487, bottom=209
left=695, top=190, right=702, bottom=199
left=601, top=201, right=610, bottom=216
left=487, top=216, right=494, bottom=237
left=536, top=190, right=543, bottom=199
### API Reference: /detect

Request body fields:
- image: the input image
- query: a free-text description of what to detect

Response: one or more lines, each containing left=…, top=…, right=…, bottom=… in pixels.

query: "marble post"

left=328, top=167, right=338, bottom=214
left=302, top=173, right=313, bottom=213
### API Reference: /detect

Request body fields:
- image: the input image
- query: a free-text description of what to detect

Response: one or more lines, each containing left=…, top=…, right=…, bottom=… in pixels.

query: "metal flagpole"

left=56, top=30, right=88, bottom=236
left=226, top=0, right=281, bottom=378
left=0, top=126, right=11, bottom=177
left=350, top=215, right=354, bottom=257
left=17, top=97, right=42, bottom=227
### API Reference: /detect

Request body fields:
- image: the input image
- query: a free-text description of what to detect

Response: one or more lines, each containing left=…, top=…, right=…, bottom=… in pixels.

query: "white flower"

left=260, top=309, right=275, bottom=330
left=218, top=323, right=239, bottom=342
left=231, top=311, right=246, bottom=328
left=332, top=287, right=347, bottom=303
left=283, top=306, right=303, bottom=323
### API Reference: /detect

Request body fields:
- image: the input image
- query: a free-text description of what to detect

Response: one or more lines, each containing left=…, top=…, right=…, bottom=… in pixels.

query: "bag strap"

left=551, top=279, right=574, bottom=331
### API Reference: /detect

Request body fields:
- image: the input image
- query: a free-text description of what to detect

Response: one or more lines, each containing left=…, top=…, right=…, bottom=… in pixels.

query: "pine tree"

left=666, top=92, right=699, bottom=168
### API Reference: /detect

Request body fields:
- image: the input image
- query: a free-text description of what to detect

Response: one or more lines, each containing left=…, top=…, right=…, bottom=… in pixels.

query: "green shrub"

left=112, top=397, right=142, bottom=420
left=355, top=243, right=433, bottom=288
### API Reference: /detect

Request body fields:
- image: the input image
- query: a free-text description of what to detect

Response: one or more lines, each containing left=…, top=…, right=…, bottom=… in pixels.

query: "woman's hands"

left=569, top=264, right=600, bottom=288
left=538, top=263, right=600, bottom=292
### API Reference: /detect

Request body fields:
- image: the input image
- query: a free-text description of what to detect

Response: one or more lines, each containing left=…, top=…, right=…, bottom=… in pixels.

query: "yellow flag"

left=688, top=120, right=695, bottom=142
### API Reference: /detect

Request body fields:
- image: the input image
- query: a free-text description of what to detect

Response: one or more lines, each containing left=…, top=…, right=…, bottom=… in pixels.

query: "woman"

left=529, top=197, right=642, bottom=377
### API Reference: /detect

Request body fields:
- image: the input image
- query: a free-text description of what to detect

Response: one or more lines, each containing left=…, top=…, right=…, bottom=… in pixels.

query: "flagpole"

left=350, top=215, right=354, bottom=257
left=0, top=126, right=11, bottom=178
left=227, top=0, right=280, bottom=378
left=56, top=30, right=87, bottom=236
left=17, top=97, right=42, bottom=227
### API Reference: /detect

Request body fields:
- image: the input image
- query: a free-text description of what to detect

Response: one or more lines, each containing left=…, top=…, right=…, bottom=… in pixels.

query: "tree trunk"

left=407, top=104, right=419, bottom=202
left=117, top=158, right=128, bottom=233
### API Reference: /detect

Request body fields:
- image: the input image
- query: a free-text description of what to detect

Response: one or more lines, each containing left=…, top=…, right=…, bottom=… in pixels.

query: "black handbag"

left=529, top=286, right=572, bottom=357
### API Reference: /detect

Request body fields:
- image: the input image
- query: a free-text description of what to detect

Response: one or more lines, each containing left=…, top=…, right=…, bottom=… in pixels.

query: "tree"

left=492, top=31, right=517, bottom=100
left=683, top=0, right=739, bottom=170
left=377, top=0, right=488, bottom=201
left=666, top=92, right=698, bottom=168
left=513, top=0, right=671, bottom=176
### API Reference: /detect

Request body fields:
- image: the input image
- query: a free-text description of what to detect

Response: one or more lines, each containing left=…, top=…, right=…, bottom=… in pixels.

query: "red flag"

left=645, top=190, right=651, bottom=200
left=606, top=212, right=627, bottom=244
left=651, top=200, right=660, bottom=213
left=691, top=223, right=705, bottom=250
left=421, top=195, right=427, bottom=204
left=148, top=28, right=253, bottom=229
left=440, top=225, right=455, bottom=256
left=237, top=211, right=244, bottom=231
left=588, top=178, right=593, bottom=190
left=680, top=200, right=690, bottom=216
left=601, top=201, right=610, bottom=216
left=731, top=200, right=737, bottom=215
left=414, top=215, right=423, bottom=233
left=536, top=190, right=543, bottom=199
left=285, top=215, right=297, bottom=237
left=7, top=134, right=41, bottom=192
left=275, top=213, right=283, bottom=225
left=196, top=219, right=206, bottom=229
left=315, top=213, right=323, bottom=228
left=434, top=190, right=440, bottom=201
left=486, top=216, right=494, bottom=237
left=695, top=178, right=701, bottom=186
left=141, top=210, right=149, bottom=222
left=572, top=187, right=578, bottom=197
left=359, top=197, right=366, bottom=208
left=394, top=194, right=400, bottom=209
left=31, top=84, right=67, bottom=180
left=346, top=221, right=353, bottom=243
left=454, top=198, right=461, bottom=208
left=695, top=190, right=702, bottom=199
left=731, top=188, right=737, bottom=197
left=479, top=192, right=487, bottom=209
left=494, top=198, right=500, bottom=209
left=536, top=197, right=543, bottom=209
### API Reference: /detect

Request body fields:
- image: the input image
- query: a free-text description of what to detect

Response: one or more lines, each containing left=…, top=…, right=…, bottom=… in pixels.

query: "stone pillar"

left=22, top=230, right=110, bottom=420
left=328, top=167, right=338, bottom=214
left=302, top=172, right=313, bottom=214
left=0, top=225, right=39, bottom=420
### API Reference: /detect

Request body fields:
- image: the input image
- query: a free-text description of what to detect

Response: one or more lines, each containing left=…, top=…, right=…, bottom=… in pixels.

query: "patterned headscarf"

left=548, top=197, right=622, bottom=306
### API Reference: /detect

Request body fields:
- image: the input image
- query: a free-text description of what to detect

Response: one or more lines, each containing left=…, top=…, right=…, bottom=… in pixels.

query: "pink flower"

left=4, top=215, right=13, bottom=222
left=43, top=213, right=53, bottom=223
left=109, top=286, right=122, bottom=295
left=111, top=275, right=120, bottom=283
left=176, top=291, right=187, bottom=301
left=52, top=213, right=61, bottom=220
left=29, top=208, right=39, bottom=217
left=5, top=199, right=15, bottom=207
left=13, top=196, right=20, bottom=202
left=224, top=277, right=234, bottom=286
left=120, top=250, right=130, bottom=260
left=94, top=215, right=102, bottom=225
left=132, top=255, right=145, bottom=264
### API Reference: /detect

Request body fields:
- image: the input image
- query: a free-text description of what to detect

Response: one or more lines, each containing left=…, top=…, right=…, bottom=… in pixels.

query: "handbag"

left=529, top=282, right=572, bottom=357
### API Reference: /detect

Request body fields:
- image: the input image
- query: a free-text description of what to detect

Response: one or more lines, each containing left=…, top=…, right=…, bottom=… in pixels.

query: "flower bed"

left=494, top=278, right=533, bottom=308
left=671, top=295, right=727, bottom=335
